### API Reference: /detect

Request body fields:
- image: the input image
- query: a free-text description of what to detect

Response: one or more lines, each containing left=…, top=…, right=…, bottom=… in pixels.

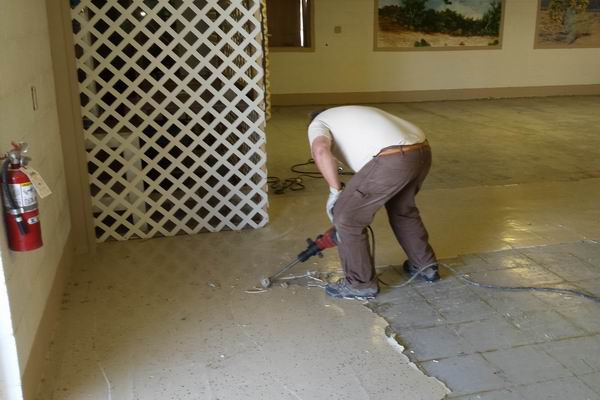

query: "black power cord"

left=267, top=159, right=354, bottom=194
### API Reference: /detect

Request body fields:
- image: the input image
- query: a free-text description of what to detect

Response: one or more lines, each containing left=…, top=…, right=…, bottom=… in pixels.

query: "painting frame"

left=373, top=0, right=506, bottom=51
left=534, top=0, right=600, bottom=49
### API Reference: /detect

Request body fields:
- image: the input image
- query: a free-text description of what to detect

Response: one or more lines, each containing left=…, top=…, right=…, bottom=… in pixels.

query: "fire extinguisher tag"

left=19, top=167, right=52, bottom=199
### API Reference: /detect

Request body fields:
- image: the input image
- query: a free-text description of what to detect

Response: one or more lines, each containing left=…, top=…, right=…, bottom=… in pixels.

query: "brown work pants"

left=332, top=145, right=436, bottom=289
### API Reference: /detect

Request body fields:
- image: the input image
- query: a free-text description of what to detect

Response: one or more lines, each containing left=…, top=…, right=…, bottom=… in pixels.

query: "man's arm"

left=311, top=136, right=342, bottom=190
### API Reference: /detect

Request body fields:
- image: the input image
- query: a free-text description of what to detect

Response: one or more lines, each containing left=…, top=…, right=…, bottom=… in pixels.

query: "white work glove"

left=326, top=185, right=343, bottom=222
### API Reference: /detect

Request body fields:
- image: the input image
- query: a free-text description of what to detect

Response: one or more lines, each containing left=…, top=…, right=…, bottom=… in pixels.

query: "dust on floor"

left=38, top=229, right=449, bottom=400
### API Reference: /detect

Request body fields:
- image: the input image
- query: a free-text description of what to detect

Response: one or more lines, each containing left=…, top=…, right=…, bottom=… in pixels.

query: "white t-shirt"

left=307, top=106, right=426, bottom=172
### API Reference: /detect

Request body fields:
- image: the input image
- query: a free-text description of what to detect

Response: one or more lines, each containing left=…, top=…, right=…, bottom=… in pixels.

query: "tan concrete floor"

left=39, top=232, right=448, bottom=400
left=39, top=96, right=600, bottom=399
left=267, top=96, right=600, bottom=190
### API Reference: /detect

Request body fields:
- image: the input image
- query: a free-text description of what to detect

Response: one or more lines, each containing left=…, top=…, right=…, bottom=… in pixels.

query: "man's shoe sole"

left=403, top=261, right=441, bottom=282
left=342, top=295, right=377, bottom=300
left=419, top=273, right=440, bottom=283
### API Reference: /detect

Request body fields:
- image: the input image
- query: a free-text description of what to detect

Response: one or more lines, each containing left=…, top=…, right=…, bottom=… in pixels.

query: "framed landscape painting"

left=375, top=0, right=505, bottom=50
left=535, top=0, right=600, bottom=48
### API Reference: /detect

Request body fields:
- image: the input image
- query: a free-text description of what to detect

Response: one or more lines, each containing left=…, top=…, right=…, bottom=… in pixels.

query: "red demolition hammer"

left=260, top=227, right=338, bottom=289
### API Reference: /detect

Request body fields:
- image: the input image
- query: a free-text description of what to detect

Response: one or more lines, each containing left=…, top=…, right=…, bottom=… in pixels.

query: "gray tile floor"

left=370, top=241, right=600, bottom=399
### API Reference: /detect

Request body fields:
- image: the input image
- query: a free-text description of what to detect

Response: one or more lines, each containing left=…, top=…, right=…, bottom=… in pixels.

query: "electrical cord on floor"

left=440, top=263, right=600, bottom=304
left=367, top=225, right=600, bottom=304
left=266, top=176, right=307, bottom=194
left=267, top=159, right=354, bottom=194
left=289, top=159, right=324, bottom=178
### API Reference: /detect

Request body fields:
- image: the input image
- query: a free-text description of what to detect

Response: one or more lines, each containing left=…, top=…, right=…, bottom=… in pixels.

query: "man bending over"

left=308, top=106, right=439, bottom=300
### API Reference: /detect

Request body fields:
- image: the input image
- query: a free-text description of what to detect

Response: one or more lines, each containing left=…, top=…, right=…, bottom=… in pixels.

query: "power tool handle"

left=296, top=227, right=338, bottom=262
left=315, top=227, right=337, bottom=250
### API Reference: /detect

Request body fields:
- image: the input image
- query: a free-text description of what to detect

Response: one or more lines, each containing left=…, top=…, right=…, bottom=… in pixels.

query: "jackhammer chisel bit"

left=260, top=227, right=338, bottom=289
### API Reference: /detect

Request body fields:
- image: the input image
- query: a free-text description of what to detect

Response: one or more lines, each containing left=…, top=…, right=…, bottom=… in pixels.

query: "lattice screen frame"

left=259, top=0, right=271, bottom=121
left=70, top=0, right=269, bottom=241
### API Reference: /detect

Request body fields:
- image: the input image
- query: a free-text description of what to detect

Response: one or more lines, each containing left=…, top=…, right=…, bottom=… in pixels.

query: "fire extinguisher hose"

left=1, top=159, right=27, bottom=235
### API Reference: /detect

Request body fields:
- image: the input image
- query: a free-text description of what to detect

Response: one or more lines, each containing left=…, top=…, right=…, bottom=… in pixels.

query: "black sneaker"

left=325, top=279, right=379, bottom=300
left=403, top=260, right=440, bottom=282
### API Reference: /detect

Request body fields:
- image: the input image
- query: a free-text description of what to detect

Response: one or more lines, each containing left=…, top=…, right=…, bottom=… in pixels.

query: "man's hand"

left=326, top=185, right=343, bottom=222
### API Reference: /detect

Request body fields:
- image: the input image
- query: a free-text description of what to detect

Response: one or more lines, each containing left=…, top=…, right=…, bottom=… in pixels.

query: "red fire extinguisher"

left=1, top=142, right=43, bottom=251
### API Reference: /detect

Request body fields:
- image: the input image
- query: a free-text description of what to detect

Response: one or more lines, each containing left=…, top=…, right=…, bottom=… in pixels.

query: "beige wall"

left=0, top=0, right=72, bottom=394
left=269, top=0, right=600, bottom=96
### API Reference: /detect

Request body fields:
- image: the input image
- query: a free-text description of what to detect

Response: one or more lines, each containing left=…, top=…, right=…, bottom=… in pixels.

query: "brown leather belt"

left=377, top=140, right=429, bottom=157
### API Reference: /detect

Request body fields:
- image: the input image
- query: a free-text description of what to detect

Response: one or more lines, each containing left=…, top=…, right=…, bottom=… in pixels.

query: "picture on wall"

left=536, top=0, right=600, bottom=48
left=375, top=0, right=504, bottom=50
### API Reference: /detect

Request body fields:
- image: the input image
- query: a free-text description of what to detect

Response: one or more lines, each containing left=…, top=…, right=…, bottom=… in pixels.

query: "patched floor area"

left=372, top=241, right=600, bottom=399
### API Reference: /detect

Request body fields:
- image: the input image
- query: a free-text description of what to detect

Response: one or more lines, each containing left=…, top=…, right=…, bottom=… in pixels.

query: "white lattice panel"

left=70, top=0, right=268, bottom=241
